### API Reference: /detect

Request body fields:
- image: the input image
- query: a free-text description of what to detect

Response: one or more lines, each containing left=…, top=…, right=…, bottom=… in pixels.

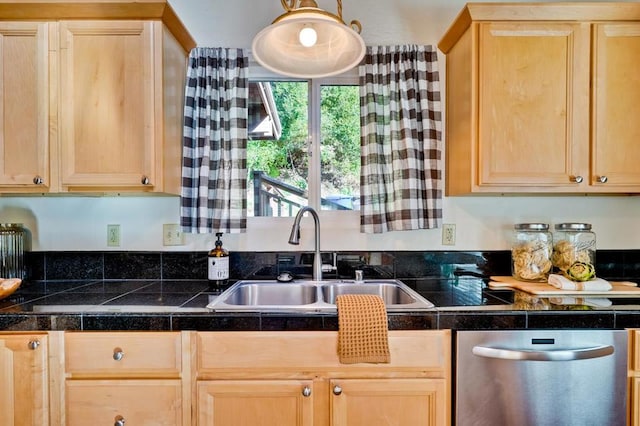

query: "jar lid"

left=514, top=223, right=549, bottom=231
left=555, top=223, right=592, bottom=231
left=0, top=223, right=23, bottom=229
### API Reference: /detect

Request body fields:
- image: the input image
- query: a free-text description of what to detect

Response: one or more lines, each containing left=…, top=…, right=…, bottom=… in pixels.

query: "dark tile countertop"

left=2, top=278, right=640, bottom=331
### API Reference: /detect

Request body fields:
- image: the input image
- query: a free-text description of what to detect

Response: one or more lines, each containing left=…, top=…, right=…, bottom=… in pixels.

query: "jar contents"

left=552, top=223, right=596, bottom=281
left=511, top=223, right=553, bottom=282
left=0, top=223, right=26, bottom=279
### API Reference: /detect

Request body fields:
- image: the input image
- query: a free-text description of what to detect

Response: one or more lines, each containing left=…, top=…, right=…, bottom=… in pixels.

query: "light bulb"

left=299, top=26, right=317, bottom=47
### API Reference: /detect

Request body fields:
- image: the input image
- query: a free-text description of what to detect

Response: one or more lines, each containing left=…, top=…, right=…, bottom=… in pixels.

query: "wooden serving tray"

left=489, top=276, right=640, bottom=296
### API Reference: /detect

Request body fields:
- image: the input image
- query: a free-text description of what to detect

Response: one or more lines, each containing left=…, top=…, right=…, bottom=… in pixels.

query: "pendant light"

left=252, top=0, right=365, bottom=78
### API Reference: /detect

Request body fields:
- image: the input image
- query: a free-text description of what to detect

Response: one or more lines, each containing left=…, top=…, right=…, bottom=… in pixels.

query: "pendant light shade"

left=252, top=0, right=365, bottom=78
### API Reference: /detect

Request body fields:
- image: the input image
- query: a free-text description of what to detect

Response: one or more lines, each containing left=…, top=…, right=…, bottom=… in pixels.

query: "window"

left=247, top=72, right=360, bottom=217
left=317, top=83, right=360, bottom=212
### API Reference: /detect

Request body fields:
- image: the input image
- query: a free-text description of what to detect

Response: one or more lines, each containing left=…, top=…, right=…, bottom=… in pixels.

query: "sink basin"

left=220, top=283, right=318, bottom=306
left=321, top=282, right=419, bottom=305
left=206, top=279, right=434, bottom=312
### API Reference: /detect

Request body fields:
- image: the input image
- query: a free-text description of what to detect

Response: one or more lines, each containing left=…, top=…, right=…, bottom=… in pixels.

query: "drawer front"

left=66, top=379, right=182, bottom=425
left=197, top=330, right=451, bottom=373
left=65, top=332, right=181, bottom=377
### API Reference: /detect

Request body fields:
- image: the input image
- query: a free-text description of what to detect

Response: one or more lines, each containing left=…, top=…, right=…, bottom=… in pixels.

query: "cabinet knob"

left=33, top=176, right=44, bottom=185
left=141, top=175, right=150, bottom=185
left=570, top=175, right=584, bottom=184
left=333, top=385, right=342, bottom=395
left=302, top=386, right=312, bottom=397
left=114, top=415, right=125, bottom=426
left=597, top=175, right=608, bottom=183
left=113, top=348, right=124, bottom=361
left=28, top=339, right=40, bottom=350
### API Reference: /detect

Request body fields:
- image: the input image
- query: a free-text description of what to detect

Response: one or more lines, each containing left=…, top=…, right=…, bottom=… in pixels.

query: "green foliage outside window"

left=247, top=82, right=360, bottom=199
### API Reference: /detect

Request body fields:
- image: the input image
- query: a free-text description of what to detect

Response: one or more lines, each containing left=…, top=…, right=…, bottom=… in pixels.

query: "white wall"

left=1, top=0, right=639, bottom=253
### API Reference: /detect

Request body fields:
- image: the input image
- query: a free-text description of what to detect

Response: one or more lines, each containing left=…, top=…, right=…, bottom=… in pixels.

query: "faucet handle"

left=322, top=264, right=336, bottom=273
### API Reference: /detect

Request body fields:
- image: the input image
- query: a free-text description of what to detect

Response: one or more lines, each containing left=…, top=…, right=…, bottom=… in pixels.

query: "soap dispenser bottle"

left=208, top=232, right=229, bottom=288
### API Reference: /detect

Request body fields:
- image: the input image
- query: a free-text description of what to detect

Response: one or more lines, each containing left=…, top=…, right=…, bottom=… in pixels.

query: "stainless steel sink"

left=321, top=282, right=419, bottom=305
left=206, top=279, right=435, bottom=312
left=221, top=283, right=318, bottom=306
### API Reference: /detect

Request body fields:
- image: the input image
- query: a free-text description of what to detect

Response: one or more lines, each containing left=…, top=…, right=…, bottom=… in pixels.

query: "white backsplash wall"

left=0, top=196, right=638, bottom=252
left=2, top=0, right=639, bottom=252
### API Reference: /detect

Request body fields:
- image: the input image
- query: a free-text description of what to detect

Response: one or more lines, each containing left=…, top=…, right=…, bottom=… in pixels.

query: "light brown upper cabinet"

left=0, top=22, right=51, bottom=192
left=438, top=3, right=640, bottom=195
left=0, top=1, right=195, bottom=194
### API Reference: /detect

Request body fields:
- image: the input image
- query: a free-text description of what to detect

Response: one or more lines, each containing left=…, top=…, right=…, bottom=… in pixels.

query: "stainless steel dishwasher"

left=455, top=329, right=628, bottom=426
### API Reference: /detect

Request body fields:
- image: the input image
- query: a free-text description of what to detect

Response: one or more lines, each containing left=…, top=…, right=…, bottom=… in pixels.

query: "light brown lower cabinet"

left=197, top=379, right=315, bottom=425
left=0, top=333, right=49, bottom=425
left=62, top=331, right=190, bottom=426
left=328, top=378, right=447, bottom=425
left=195, top=330, right=451, bottom=426
left=197, top=377, right=446, bottom=426
left=629, top=329, right=640, bottom=424
left=631, top=378, right=640, bottom=425
left=0, top=329, right=450, bottom=425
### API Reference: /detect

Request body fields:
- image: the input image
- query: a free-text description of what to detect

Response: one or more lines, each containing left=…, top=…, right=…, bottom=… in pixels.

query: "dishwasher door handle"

left=472, top=344, right=614, bottom=361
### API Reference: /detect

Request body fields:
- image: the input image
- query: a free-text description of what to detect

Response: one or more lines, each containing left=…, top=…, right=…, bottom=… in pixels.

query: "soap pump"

left=208, top=232, right=229, bottom=288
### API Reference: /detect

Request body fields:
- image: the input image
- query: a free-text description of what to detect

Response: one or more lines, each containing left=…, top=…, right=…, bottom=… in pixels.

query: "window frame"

left=248, top=56, right=360, bottom=228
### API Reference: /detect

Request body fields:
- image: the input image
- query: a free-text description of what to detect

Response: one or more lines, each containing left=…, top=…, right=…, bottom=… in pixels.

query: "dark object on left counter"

left=208, top=232, right=230, bottom=289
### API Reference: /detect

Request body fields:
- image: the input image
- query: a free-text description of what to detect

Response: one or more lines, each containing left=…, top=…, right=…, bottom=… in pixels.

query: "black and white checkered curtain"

left=180, top=48, right=248, bottom=233
left=359, top=45, right=443, bottom=234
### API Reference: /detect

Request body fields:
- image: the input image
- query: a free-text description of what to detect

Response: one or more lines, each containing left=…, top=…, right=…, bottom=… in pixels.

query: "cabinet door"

left=0, top=22, right=50, bottom=192
left=330, top=378, right=447, bottom=426
left=197, top=380, right=314, bottom=426
left=592, top=23, right=640, bottom=189
left=58, top=20, right=157, bottom=191
left=477, top=22, right=590, bottom=189
left=66, top=379, right=182, bottom=426
left=631, top=376, right=640, bottom=426
left=0, top=334, right=48, bottom=425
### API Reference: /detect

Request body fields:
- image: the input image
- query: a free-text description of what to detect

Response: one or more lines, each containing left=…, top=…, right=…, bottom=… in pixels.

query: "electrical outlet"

left=107, top=224, right=120, bottom=247
left=163, top=223, right=184, bottom=246
left=442, top=224, right=456, bottom=246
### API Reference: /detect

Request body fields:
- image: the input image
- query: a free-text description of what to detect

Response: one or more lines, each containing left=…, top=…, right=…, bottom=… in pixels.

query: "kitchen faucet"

left=288, top=206, right=322, bottom=281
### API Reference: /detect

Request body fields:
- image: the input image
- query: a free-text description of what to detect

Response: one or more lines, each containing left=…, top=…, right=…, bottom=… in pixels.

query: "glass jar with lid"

left=0, top=223, right=26, bottom=279
left=551, top=223, right=596, bottom=277
left=511, top=223, right=553, bottom=282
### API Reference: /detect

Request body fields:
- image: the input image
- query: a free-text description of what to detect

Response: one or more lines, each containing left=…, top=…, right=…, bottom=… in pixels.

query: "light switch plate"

left=163, top=224, right=184, bottom=246
left=107, top=224, right=120, bottom=247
